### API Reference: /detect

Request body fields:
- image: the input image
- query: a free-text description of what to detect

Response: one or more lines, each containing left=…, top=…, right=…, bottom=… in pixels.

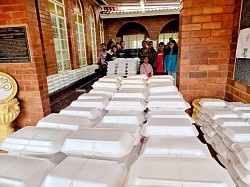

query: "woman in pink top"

left=140, top=56, right=153, bottom=77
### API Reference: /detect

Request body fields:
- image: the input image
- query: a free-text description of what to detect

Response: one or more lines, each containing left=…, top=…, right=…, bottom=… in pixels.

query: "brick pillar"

left=0, top=0, right=51, bottom=127
left=65, top=0, right=80, bottom=69
left=178, top=0, right=235, bottom=103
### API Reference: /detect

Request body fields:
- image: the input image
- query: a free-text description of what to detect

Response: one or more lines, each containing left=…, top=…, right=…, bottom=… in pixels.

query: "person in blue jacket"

left=164, top=40, right=178, bottom=85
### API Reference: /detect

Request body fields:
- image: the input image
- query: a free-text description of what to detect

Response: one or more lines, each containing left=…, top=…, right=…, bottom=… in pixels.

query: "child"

left=140, top=56, right=153, bottom=77
left=164, top=40, right=178, bottom=85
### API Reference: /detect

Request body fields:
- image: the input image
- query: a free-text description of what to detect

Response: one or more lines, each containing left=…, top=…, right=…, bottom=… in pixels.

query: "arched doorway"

left=159, top=19, right=179, bottom=44
left=116, top=22, right=150, bottom=49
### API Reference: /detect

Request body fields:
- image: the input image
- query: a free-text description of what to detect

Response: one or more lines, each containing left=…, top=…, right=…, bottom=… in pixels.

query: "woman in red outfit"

left=155, top=42, right=166, bottom=75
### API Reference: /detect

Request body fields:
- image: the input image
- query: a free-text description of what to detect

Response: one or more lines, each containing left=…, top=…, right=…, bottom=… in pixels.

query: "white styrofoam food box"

left=37, top=113, right=93, bottom=131
left=234, top=163, right=250, bottom=185
left=121, top=78, right=145, bottom=84
left=223, top=127, right=250, bottom=142
left=237, top=110, right=250, bottom=119
left=148, top=91, right=183, bottom=100
left=59, top=106, right=102, bottom=119
left=199, top=99, right=227, bottom=108
left=89, top=88, right=117, bottom=97
left=147, top=98, right=191, bottom=111
left=217, top=154, right=230, bottom=167
left=141, top=118, right=198, bottom=137
left=148, top=82, right=178, bottom=93
left=101, top=111, right=145, bottom=125
left=216, top=142, right=231, bottom=159
left=141, top=136, right=210, bottom=156
left=147, top=78, right=173, bottom=84
left=1, top=126, right=71, bottom=155
left=228, top=102, right=250, bottom=111
left=70, top=98, right=109, bottom=109
left=112, top=88, right=148, bottom=99
left=232, top=143, right=250, bottom=171
left=78, top=93, right=111, bottom=100
left=119, top=83, right=147, bottom=89
left=92, top=81, right=120, bottom=89
left=105, top=98, right=147, bottom=111
left=206, top=109, right=239, bottom=120
left=94, top=123, right=141, bottom=145
left=215, top=118, right=250, bottom=128
left=125, top=155, right=235, bottom=187
left=61, top=128, right=135, bottom=159
left=41, top=157, right=126, bottom=187
left=0, top=154, right=55, bottom=187
left=98, top=77, right=121, bottom=83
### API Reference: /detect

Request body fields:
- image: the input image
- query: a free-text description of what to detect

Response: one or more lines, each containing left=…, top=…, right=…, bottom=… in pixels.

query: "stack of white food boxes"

left=0, top=75, right=236, bottom=187
left=107, top=61, right=117, bottom=75
left=196, top=99, right=250, bottom=187
left=124, top=75, right=235, bottom=187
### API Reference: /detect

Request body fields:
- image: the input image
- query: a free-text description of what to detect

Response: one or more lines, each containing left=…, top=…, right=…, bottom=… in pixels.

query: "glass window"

left=49, top=0, right=71, bottom=71
left=123, top=34, right=145, bottom=49
left=89, top=7, right=97, bottom=64
left=100, top=19, right=104, bottom=43
left=74, top=0, right=87, bottom=67
left=158, top=33, right=179, bottom=44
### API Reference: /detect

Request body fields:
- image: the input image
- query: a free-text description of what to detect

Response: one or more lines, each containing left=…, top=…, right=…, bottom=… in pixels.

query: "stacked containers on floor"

left=124, top=75, right=235, bottom=187
left=196, top=99, right=250, bottom=187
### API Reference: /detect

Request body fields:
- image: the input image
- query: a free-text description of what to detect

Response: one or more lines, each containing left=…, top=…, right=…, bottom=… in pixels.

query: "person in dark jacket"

left=138, top=40, right=149, bottom=64
left=147, top=41, right=157, bottom=71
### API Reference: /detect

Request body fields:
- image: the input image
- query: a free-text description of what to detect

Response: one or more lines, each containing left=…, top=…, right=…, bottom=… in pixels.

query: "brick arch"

left=160, top=18, right=179, bottom=33
left=116, top=21, right=151, bottom=39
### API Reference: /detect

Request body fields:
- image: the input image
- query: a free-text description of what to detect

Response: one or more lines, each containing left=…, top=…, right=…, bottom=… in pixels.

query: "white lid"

left=141, top=118, right=198, bottom=137
left=106, top=98, right=147, bottom=111
left=41, top=157, right=126, bottom=187
left=105, top=75, right=123, bottom=81
left=147, top=111, right=193, bottom=122
left=232, top=143, right=250, bottom=171
left=89, top=88, right=117, bottom=97
left=234, top=163, right=250, bottom=185
left=1, top=126, right=71, bottom=155
left=94, top=123, right=141, bottom=145
left=228, top=102, right=250, bottom=111
left=228, top=152, right=240, bottom=165
left=70, top=98, right=109, bottom=109
left=61, top=128, right=135, bottom=158
left=204, top=134, right=213, bottom=144
left=148, top=91, right=183, bottom=100
left=206, top=109, right=239, bottom=120
left=141, top=136, right=210, bottom=156
left=101, top=111, right=145, bottom=125
left=213, top=134, right=223, bottom=145
left=237, top=110, right=250, bottom=119
left=217, top=154, right=230, bottom=167
left=149, top=75, right=174, bottom=80
left=59, top=106, right=102, bottom=119
left=222, top=137, right=234, bottom=151
left=127, top=74, right=149, bottom=80
left=216, top=142, right=230, bottom=159
left=223, top=127, right=250, bottom=142
left=199, top=99, right=227, bottom=108
left=0, top=154, right=55, bottom=187
left=215, top=118, right=250, bottom=128
left=204, top=126, right=216, bottom=137
left=126, top=155, right=235, bottom=187
left=149, top=82, right=178, bottom=93
left=112, top=89, right=148, bottom=99
left=215, top=126, right=226, bottom=138
left=120, top=84, right=146, bottom=89
left=147, top=78, right=173, bottom=84
left=122, top=78, right=145, bottom=84
left=92, top=81, right=120, bottom=89
left=147, top=98, right=191, bottom=111
left=37, top=113, right=93, bottom=131
left=78, top=93, right=111, bottom=100
left=98, top=77, right=121, bottom=83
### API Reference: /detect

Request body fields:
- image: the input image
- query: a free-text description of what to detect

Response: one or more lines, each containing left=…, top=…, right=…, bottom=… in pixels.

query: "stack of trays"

left=196, top=99, right=250, bottom=186
left=107, top=61, right=117, bottom=75
left=126, top=60, right=137, bottom=75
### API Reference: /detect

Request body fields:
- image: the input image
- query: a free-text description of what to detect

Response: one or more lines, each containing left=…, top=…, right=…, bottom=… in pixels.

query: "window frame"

left=89, top=7, right=98, bottom=64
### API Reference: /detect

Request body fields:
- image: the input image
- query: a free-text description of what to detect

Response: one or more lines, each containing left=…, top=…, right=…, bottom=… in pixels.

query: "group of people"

left=98, top=38, right=178, bottom=85
left=139, top=38, right=178, bottom=85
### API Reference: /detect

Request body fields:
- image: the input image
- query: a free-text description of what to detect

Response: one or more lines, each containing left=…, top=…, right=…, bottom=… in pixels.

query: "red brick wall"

left=0, top=0, right=50, bottom=127
left=103, top=15, right=179, bottom=44
left=178, top=0, right=235, bottom=103
left=226, top=0, right=250, bottom=103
